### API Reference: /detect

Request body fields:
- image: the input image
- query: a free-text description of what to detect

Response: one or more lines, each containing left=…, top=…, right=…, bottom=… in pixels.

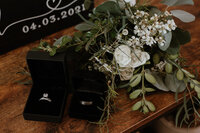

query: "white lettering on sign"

left=0, top=0, right=85, bottom=36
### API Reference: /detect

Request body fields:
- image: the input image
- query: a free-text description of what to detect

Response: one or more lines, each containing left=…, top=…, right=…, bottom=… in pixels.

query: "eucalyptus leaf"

left=129, top=74, right=142, bottom=87
left=75, top=23, right=94, bottom=32
left=53, top=35, right=72, bottom=47
left=171, top=10, right=195, bottom=23
left=132, top=101, right=142, bottom=111
left=173, top=28, right=191, bottom=45
left=145, top=73, right=157, bottom=85
left=161, top=0, right=178, bottom=6
left=149, top=7, right=162, bottom=16
left=143, top=106, right=149, bottom=114
left=182, top=69, right=195, bottom=78
left=173, top=0, right=194, bottom=6
left=165, top=74, right=186, bottom=93
left=129, top=90, right=142, bottom=99
left=158, top=32, right=172, bottom=51
left=109, top=0, right=125, bottom=9
left=146, top=70, right=170, bottom=91
left=190, top=82, right=195, bottom=89
left=161, top=0, right=194, bottom=6
left=94, top=1, right=121, bottom=16
left=165, top=63, right=173, bottom=73
left=192, top=79, right=200, bottom=85
left=145, top=101, right=156, bottom=112
left=84, top=0, right=92, bottom=10
left=176, top=69, right=184, bottom=80
left=194, top=86, right=200, bottom=93
left=166, top=33, right=180, bottom=55
left=144, top=88, right=156, bottom=92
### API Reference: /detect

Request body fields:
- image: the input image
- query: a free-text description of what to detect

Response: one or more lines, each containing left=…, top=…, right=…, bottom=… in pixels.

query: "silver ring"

left=39, top=93, right=52, bottom=102
left=80, top=101, right=93, bottom=106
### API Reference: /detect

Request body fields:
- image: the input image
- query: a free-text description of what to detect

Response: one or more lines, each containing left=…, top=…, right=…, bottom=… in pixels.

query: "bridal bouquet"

left=36, top=0, right=200, bottom=125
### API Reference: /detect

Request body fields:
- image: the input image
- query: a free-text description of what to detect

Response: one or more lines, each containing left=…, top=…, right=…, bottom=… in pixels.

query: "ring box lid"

left=26, top=50, right=68, bottom=87
left=73, top=71, right=107, bottom=95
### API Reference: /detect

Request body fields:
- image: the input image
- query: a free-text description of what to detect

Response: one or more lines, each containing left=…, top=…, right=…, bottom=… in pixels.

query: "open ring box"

left=69, top=71, right=107, bottom=121
left=23, top=50, right=68, bottom=122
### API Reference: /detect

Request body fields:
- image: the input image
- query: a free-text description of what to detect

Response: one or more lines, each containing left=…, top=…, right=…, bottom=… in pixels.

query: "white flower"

left=129, top=49, right=150, bottom=68
left=164, top=11, right=172, bottom=16
left=156, top=61, right=166, bottom=71
left=125, top=0, right=136, bottom=7
left=127, top=36, right=142, bottom=48
left=114, top=45, right=150, bottom=69
left=167, top=19, right=177, bottom=30
left=116, top=34, right=122, bottom=40
left=155, top=36, right=166, bottom=46
left=122, top=29, right=129, bottom=36
left=119, top=67, right=134, bottom=81
left=114, top=45, right=132, bottom=67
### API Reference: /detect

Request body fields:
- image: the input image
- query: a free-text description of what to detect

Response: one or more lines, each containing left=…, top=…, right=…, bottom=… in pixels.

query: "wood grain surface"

left=0, top=0, right=200, bottom=133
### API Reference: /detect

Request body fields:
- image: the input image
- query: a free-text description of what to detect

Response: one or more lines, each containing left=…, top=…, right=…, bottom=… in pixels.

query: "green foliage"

left=132, top=101, right=142, bottom=111
left=129, top=90, right=142, bottom=99
left=171, top=10, right=195, bottom=23
left=166, top=32, right=181, bottom=55
left=182, top=69, right=195, bottom=78
left=75, top=23, right=94, bottom=31
left=144, top=88, right=156, bottom=92
left=145, top=100, right=156, bottom=112
left=176, top=69, right=184, bottom=80
left=165, top=74, right=186, bottom=93
left=149, top=7, right=162, bottom=16
left=173, top=28, right=191, bottom=45
left=145, top=73, right=157, bottom=85
left=36, top=35, right=73, bottom=56
left=165, top=63, right=173, bottom=73
left=153, top=53, right=160, bottom=64
left=84, top=0, right=92, bottom=10
left=167, top=28, right=191, bottom=54
left=129, top=74, right=142, bottom=87
left=161, top=0, right=194, bottom=7
left=151, top=72, right=170, bottom=92
left=94, top=1, right=121, bottom=16
left=158, top=32, right=172, bottom=51
left=33, top=0, right=199, bottom=127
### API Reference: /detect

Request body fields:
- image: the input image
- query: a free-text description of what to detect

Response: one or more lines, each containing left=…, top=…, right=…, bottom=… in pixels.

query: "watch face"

left=0, top=0, right=91, bottom=54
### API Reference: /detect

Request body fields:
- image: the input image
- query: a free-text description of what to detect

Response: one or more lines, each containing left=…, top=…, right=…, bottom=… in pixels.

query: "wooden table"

left=0, top=0, right=200, bottom=133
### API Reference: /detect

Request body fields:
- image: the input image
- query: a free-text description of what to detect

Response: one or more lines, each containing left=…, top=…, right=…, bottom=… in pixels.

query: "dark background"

left=0, top=0, right=91, bottom=54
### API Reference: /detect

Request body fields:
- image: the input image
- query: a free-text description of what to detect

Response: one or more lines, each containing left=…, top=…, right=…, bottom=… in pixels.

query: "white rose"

left=125, top=0, right=136, bottom=7
left=114, top=45, right=132, bottom=68
left=130, top=49, right=150, bottom=68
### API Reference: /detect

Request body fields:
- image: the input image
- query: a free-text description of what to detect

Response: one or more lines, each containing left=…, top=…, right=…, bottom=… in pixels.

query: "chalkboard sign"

left=0, top=0, right=92, bottom=54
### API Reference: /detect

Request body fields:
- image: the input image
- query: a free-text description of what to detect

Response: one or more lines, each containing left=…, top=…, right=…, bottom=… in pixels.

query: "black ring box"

left=23, top=51, right=68, bottom=122
left=69, top=71, right=107, bottom=121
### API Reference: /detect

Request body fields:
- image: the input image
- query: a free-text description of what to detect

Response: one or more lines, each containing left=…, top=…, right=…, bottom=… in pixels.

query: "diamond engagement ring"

left=39, top=93, right=52, bottom=102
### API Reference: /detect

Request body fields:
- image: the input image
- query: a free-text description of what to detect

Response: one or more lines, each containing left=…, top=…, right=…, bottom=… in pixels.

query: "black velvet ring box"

left=69, top=71, right=107, bottom=121
left=23, top=51, right=68, bottom=122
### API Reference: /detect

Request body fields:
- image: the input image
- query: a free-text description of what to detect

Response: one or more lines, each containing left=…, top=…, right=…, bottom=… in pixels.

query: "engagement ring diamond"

left=39, top=93, right=52, bottom=102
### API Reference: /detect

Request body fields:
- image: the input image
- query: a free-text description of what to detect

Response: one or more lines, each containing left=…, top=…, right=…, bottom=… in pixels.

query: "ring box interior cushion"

left=69, top=71, right=107, bottom=121
left=23, top=51, right=68, bottom=122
